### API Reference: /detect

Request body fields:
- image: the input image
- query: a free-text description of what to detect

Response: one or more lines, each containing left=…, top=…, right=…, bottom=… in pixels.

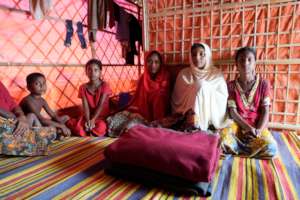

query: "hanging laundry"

left=107, top=1, right=116, bottom=29
left=115, top=5, right=130, bottom=62
left=88, top=0, right=115, bottom=42
left=115, top=7, right=130, bottom=42
left=126, top=14, right=142, bottom=64
left=76, top=22, right=87, bottom=49
left=64, top=19, right=73, bottom=47
left=114, top=3, right=143, bottom=64
left=121, top=41, right=129, bottom=59
left=29, top=0, right=52, bottom=20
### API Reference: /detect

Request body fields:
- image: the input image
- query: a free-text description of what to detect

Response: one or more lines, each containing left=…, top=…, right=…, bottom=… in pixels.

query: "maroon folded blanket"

left=104, top=125, right=221, bottom=182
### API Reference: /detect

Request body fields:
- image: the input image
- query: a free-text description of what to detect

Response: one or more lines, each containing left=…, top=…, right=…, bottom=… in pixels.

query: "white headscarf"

left=171, top=42, right=230, bottom=130
left=188, top=42, right=222, bottom=82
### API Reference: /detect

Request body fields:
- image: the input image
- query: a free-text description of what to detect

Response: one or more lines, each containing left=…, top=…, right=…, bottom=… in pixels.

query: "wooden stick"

left=0, top=62, right=142, bottom=67
left=220, top=0, right=223, bottom=61
left=155, top=0, right=158, bottom=51
left=181, top=0, right=186, bottom=63
left=268, top=123, right=300, bottom=131
left=149, top=5, right=296, bottom=20
left=149, top=0, right=297, bottom=18
left=142, top=0, right=149, bottom=51
left=191, top=0, right=195, bottom=45
left=173, top=0, right=176, bottom=63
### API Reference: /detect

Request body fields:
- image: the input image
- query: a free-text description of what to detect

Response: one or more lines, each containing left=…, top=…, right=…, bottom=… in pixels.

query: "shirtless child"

left=20, top=73, right=71, bottom=139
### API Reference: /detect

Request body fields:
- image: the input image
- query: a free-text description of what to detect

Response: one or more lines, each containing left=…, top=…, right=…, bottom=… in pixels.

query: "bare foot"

left=56, top=128, right=66, bottom=140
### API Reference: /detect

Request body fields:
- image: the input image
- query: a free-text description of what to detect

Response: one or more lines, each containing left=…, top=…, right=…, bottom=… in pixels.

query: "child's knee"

left=93, top=120, right=107, bottom=136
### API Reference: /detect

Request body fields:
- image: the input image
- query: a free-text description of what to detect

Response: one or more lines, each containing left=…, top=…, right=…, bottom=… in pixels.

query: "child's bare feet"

left=57, top=126, right=71, bottom=140
left=56, top=128, right=65, bottom=140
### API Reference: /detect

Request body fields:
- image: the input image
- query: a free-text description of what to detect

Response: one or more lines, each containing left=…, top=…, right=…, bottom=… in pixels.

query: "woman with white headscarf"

left=171, top=43, right=230, bottom=131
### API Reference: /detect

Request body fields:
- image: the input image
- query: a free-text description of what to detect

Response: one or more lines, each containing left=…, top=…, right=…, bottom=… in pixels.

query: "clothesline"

left=0, top=62, right=143, bottom=67
left=0, top=5, right=116, bottom=35
left=0, top=1, right=142, bottom=35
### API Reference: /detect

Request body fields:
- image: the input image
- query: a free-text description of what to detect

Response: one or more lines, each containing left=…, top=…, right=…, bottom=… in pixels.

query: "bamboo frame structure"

left=0, top=0, right=143, bottom=110
left=147, top=0, right=300, bottom=131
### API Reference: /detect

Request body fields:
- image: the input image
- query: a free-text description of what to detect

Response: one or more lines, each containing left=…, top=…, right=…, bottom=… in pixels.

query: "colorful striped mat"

left=0, top=132, right=299, bottom=200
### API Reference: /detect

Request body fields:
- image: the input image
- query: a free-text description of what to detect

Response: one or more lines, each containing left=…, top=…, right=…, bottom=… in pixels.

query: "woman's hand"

left=13, top=116, right=29, bottom=136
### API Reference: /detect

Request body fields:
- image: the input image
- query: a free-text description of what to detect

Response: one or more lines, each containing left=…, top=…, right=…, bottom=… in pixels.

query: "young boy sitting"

left=0, top=80, right=56, bottom=156
left=20, top=73, right=71, bottom=139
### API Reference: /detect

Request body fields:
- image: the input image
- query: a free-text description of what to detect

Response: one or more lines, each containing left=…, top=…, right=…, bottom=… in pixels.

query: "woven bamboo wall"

left=0, top=0, right=141, bottom=110
left=146, top=0, right=300, bottom=130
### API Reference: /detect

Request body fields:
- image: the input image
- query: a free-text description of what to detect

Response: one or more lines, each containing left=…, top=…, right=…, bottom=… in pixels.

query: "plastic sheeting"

left=0, top=0, right=141, bottom=110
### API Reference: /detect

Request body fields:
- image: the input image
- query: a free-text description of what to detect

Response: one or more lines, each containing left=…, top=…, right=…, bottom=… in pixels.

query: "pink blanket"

left=104, top=125, right=221, bottom=182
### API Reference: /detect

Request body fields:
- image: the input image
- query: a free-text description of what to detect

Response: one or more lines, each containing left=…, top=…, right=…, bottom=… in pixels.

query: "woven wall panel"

left=147, top=0, right=300, bottom=128
left=0, top=0, right=141, bottom=110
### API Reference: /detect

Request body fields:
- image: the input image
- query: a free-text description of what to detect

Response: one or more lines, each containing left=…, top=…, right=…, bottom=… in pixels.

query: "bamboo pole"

left=149, top=0, right=297, bottom=18
left=268, top=123, right=300, bottom=131
left=163, top=9, right=166, bottom=63
left=291, top=3, right=298, bottom=126
left=254, top=4, right=258, bottom=48
left=181, top=0, right=186, bottom=63
left=191, top=0, right=195, bottom=45
left=270, top=111, right=299, bottom=116
left=0, top=62, right=141, bottom=67
left=229, top=5, right=235, bottom=80
left=209, top=1, right=213, bottom=51
left=150, top=6, right=296, bottom=20
left=137, top=6, right=142, bottom=76
left=220, top=0, right=223, bottom=61
left=155, top=0, right=158, bottom=51
left=149, top=32, right=300, bottom=42
left=173, top=0, right=176, bottom=62
left=242, top=4, right=245, bottom=46
left=142, top=0, right=149, bottom=51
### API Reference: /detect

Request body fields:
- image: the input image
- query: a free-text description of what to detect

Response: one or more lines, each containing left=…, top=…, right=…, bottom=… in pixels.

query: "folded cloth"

left=104, top=125, right=221, bottom=182
left=104, top=160, right=212, bottom=197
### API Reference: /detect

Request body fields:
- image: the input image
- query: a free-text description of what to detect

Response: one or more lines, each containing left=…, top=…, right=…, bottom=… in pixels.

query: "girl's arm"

left=90, top=93, right=108, bottom=121
left=255, top=105, right=269, bottom=132
left=82, top=95, right=90, bottom=121
left=229, top=107, right=256, bottom=136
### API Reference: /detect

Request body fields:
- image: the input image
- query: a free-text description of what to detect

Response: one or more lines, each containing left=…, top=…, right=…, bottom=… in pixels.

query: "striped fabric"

left=0, top=132, right=299, bottom=200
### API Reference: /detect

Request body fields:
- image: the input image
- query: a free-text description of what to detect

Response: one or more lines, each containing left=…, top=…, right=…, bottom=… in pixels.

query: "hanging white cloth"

left=29, top=0, right=52, bottom=20
left=171, top=43, right=231, bottom=131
